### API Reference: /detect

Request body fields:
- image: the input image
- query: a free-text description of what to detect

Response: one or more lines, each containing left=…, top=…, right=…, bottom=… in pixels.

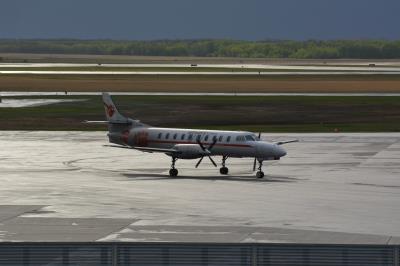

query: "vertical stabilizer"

left=102, top=92, right=129, bottom=123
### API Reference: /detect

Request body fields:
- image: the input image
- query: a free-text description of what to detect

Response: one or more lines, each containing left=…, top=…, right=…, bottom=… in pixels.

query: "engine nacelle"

left=172, top=144, right=210, bottom=159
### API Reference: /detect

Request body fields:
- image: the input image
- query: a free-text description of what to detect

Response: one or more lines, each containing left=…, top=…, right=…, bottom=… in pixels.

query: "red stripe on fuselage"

left=147, top=139, right=252, bottom=148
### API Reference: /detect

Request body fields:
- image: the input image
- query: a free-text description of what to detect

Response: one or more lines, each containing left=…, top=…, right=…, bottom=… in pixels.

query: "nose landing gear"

left=256, top=160, right=264, bottom=178
left=219, top=156, right=229, bottom=175
left=220, top=167, right=228, bottom=175
left=169, top=157, right=178, bottom=177
left=256, top=171, right=264, bottom=178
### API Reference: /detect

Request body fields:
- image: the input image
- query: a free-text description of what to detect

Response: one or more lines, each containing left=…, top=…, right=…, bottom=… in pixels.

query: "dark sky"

left=1, top=0, right=399, bottom=40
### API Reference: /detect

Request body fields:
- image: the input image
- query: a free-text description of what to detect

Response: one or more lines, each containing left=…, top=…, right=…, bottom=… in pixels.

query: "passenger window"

left=236, top=136, right=244, bottom=141
left=236, top=136, right=245, bottom=142
left=166, top=133, right=170, bottom=139
left=212, top=136, right=217, bottom=142
left=227, top=136, right=231, bottom=142
left=236, top=136, right=245, bottom=141
left=218, top=136, right=223, bottom=142
left=188, top=134, right=193, bottom=141
left=196, top=135, right=201, bottom=141
left=173, top=133, right=177, bottom=140
left=181, top=134, right=185, bottom=140
left=205, top=135, right=209, bottom=141
left=158, top=133, right=162, bottom=139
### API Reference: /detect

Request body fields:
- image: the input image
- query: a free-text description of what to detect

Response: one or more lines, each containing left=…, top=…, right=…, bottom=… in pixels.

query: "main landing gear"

left=256, top=160, right=264, bottom=178
left=219, top=156, right=229, bottom=175
left=169, top=155, right=264, bottom=178
left=169, top=157, right=178, bottom=177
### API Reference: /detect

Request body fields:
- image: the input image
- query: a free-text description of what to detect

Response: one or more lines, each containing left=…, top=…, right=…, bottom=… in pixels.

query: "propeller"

left=195, top=156, right=204, bottom=168
left=253, top=132, right=261, bottom=171
left=196, top=138, right=218, bottom=168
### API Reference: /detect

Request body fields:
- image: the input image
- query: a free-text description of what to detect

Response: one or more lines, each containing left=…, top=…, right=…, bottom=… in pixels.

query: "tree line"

left=1, top=39, right=400, bottom=59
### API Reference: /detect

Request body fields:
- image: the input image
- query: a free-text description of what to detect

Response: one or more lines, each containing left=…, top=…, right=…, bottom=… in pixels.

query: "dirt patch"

left=1, top=75, right=400, bottom=93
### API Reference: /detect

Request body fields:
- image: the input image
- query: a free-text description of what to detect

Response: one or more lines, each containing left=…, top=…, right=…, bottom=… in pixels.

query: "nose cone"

left=276, top=145, right=287, bottom=158
left=257, top=142, right=287, bottom=159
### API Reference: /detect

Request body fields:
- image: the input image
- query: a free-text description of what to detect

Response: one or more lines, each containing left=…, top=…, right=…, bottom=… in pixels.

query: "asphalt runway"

left=0, top=98, right=86, bottom=108
left=1, top=63, right=400, bottom=71
left=0, top=131, right=399, bottom=243
left=1, top=63, right=400, bottom=75
left=2, top=71, right=400, bottom=75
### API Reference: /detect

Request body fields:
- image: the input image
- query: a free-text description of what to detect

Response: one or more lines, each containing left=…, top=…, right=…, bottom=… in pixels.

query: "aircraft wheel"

left=256, top=171, right=264, bottom=179
left=219, top=167, right=229, bottom=175
left=169, top=168, right=178, bottom=177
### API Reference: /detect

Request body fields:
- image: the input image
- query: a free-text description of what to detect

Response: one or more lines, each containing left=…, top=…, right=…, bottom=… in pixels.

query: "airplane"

left=94, top=93, right=297, bottom=178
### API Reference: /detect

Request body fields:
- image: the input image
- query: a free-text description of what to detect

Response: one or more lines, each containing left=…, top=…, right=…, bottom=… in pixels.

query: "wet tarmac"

left=1, top=63, right=400, bottom=75
left=1, top=63, right=400, bottom=72
left=0, top=131, right=399, bottom=243
left=0, top=98, right=86, bottom=108
left=2, top=70, right=400, bottom=75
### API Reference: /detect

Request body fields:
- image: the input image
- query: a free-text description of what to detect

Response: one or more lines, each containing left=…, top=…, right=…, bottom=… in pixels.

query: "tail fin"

left=102, top=92, right=132, bottom=145
left=101, top=93, right=147, bottom=145
left=102, top=92, right=129, bottom=123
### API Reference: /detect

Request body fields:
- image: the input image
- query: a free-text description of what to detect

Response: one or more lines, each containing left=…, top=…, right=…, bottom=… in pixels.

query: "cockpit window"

left=245, top=135, right=255, bottom=141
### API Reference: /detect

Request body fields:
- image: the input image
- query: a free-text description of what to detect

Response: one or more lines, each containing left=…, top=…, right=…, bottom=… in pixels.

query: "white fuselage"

left=119, top=126, right=286, bottom=160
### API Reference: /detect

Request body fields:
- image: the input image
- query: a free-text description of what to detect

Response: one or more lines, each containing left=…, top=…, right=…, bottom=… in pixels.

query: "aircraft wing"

left=132, top=146, right=181, bottom=154
left=275, top=140, right=299, bottom=145
left=104, top=145, right=181, bottom=154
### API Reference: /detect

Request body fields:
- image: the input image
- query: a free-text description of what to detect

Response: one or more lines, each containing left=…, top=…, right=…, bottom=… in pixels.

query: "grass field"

left=1, top=54, right=399, bottom=132
left=2, top=53, right=400, bottom=66
left=1, top=95, right=399, bottom=132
